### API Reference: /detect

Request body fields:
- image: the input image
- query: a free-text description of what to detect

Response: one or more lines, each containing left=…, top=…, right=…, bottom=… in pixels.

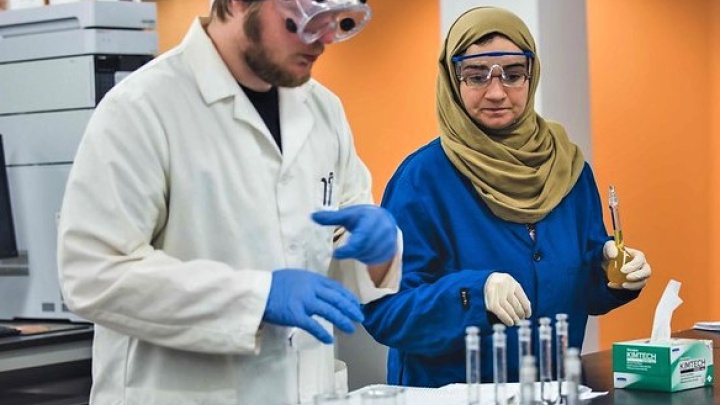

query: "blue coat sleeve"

left=363, top=167, right=496, bottom=357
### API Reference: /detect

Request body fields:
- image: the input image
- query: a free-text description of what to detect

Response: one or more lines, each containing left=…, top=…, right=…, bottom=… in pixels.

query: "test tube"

left=492, top=324, right=508, bottom=405
left=564, top=348, right=582, bottom=405
left=538, top=317, right=553, bottom=404
left=607, top=185, right=631, bottom=284
left=517, top=319, right=532, bottom=374
left=555, top=314, right=569, bottom=404
left=466, top=326, right=481, bottom=405
left=519, top=355, right=536, bottom=405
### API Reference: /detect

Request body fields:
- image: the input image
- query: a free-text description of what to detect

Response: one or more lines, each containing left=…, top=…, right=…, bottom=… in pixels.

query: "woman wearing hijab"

left=362, top=7, right=651, bottom=387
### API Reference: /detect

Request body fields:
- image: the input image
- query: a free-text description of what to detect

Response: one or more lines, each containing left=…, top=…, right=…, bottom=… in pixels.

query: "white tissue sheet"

left=650, top=279, right=683, bottom=342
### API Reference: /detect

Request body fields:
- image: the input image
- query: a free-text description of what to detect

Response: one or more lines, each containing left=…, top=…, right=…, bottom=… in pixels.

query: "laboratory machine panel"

left=0, top=1, right=158, bottom=322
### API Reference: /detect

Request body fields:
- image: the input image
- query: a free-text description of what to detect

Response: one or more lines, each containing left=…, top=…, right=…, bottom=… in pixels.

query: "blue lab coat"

left=363, top=138, right=639, bottom=387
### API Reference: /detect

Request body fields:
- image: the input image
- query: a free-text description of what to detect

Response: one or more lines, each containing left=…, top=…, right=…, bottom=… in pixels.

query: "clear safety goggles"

left=452, top=51, right=534, bottom=88
left=276, top=0, right=372, bottom=44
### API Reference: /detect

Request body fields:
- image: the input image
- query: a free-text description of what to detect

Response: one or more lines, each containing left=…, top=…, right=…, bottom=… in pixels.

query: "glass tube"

left=517, top=319, right=532, bottom=375
left=564, top=348, right=582, bottom=405
left=519, top=355, right=536, bottom=405
left=492, top=324, right=508, bottom=405
left=607, top=185, right=631, bottom=284
left=538, top=317, right=553, bottom=404
left=466, top=326, right=481, bottom=405
left=555, top=314, right=569, bottom=403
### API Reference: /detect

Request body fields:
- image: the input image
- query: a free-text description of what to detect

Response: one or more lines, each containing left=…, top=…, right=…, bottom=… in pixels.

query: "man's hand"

left=312, top=204, right=397, bottom=265
left=262, top=269, right=364, bottom=344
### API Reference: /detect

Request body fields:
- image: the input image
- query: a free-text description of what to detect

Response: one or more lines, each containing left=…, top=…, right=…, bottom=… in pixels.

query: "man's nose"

left=317, top=30, right=337, bottom=45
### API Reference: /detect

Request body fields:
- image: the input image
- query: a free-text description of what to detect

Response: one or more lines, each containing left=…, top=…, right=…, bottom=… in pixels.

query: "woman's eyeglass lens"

left=452, top=51, right=534, bottom=88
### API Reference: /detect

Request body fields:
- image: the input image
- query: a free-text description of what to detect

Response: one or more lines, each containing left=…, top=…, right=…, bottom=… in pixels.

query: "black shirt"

left=240, top=84, right=282, bottom=152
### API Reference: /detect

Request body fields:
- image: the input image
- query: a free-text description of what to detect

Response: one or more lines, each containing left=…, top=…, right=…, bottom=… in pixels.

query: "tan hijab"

left=438, top=7, right=585, bottom=223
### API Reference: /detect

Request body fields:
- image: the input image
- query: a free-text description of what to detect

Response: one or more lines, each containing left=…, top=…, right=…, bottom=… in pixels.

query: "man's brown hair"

left=211, top=0, right=263, bottom=22
left=211, top=0, right=233, bottom=22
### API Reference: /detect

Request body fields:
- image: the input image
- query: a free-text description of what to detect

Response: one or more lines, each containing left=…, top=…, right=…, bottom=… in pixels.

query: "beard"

left=243, top=6, right=312, bottom=88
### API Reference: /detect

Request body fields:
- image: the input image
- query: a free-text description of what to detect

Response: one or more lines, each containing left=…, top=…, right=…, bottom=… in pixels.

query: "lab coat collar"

left=182, top=18, right=239, bottom=105
left=277, top=87, right=314, bottom=171
left=182, top=18, right=314, bottom=165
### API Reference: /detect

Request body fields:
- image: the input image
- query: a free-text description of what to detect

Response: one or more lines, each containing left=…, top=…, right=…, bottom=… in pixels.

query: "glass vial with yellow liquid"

left=606, top=185, right=632, bottom=284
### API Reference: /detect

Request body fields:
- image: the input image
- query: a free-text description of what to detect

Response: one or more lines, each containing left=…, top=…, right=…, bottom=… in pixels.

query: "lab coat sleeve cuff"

left=234, top=270, right=272, bottom=354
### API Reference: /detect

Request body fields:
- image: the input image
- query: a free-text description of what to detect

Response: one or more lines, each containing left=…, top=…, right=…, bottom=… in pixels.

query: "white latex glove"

left=484, top=273, right=532, bottom=326
left=603, top=241, right=652, bottom=290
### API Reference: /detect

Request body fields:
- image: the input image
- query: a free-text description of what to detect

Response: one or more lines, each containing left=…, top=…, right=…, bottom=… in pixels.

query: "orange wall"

left=154, top=0, right=210, bottom=52
left=313, top=0, right=439, bottom=200
left=712, top=0, right=720, bottom=313
left=588, top=0, right=717, bottom=348
left=156, top=1, right=719, bottom=350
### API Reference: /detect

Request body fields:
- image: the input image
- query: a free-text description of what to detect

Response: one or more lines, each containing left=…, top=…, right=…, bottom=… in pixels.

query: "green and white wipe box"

left=613, top=338, right=714, bottom=392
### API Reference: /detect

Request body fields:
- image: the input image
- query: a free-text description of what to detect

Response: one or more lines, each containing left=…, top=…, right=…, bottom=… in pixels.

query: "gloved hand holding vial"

left=604, top=185, right=652, bottom=290
left=605, top=185, right=631, bottom=284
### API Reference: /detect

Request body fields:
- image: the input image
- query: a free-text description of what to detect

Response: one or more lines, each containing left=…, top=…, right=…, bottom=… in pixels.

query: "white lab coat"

left=57, top=18, right=400, bottom=405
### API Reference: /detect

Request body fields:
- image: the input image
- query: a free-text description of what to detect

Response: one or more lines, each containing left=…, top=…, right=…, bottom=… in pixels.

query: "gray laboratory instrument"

left=0, top=1, right=157, bottom=323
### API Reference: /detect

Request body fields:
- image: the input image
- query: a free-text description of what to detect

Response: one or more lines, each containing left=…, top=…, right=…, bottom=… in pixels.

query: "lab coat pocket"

left=235, top=326, right=297, bottom=405
left=308, top=220, right=335, bottom=276
left=123, top=340, right=238, bottom=405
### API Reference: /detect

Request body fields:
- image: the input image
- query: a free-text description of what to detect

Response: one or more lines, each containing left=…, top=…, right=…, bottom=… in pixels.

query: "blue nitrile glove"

left=262, top=269, right=364, bottom=344
left=311, top=204, right=397, bottom=266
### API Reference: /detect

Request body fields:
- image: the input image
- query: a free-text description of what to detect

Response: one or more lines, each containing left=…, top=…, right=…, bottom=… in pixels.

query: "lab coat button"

left=532, top=251, right=542, bottom=262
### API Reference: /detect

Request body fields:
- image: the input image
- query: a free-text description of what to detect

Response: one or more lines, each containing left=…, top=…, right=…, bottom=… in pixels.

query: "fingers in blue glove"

left=308, top=297, right=356, bottom=335
left=294, top=316, right=335, bottom=344
left=263, top=269, right=363, bottom=344
left=317, top=285, right=364, bottom=323
left=311, top=205, right=397, bottom=266
left=311, top=206, right=363, bottom=227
